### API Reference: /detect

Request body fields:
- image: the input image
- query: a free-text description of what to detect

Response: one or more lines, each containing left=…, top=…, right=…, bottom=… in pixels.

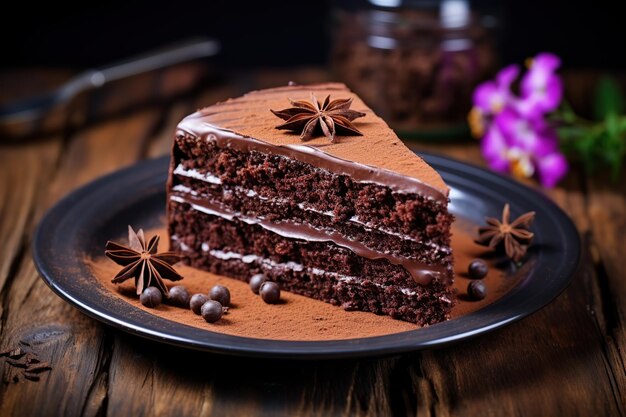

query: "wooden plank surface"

left=0, top=68, right=624, bottom=417
left=413, top=144, right=625, bottom=416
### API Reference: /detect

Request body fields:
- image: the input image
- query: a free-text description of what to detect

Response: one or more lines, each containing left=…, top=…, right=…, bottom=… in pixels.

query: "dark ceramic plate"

left=33, top=154, right=580, bottom=359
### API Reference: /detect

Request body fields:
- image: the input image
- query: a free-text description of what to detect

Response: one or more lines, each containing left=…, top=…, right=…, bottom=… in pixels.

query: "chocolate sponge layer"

left=173, top=133, right=453, bottom=245
left=169, top=200, right=454, bottom=325
left=172, top=178, right=451, bottom=267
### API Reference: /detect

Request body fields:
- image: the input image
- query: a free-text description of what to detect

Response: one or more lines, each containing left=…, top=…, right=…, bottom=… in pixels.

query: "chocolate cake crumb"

left=8, top=348, right=25, bottom=359
left=1, top=345, right=52, bottom=382
left=23, top=373, right=40, bottom=382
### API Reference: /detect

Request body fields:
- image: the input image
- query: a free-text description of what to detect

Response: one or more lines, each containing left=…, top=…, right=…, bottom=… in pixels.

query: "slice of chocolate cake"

left=167, top=83, right=454, bottom=325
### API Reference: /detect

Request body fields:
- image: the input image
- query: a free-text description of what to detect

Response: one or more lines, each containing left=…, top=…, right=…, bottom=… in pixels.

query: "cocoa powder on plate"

left=86, top=221, right=514, bottom=341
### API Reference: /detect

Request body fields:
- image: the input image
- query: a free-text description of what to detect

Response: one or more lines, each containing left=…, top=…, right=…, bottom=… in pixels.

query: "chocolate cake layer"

left=173, top=133, right=452, bottom=244
left=169, top=199, right=452, bottom=285
left=169, top=194, right=450, bottom=284
left=170, top=161, right=451, bottom=261
left=167, top=83, right=455, bottom=324
left=171, top=183, right=451, bottom=266
left=179, top=83, right=449, bottom=195
left=169, top=201, right=453, bottom=325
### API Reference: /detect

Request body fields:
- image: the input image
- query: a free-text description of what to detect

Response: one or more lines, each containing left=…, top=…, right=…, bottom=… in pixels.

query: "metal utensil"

left=0, top=38, right=219, bottom=139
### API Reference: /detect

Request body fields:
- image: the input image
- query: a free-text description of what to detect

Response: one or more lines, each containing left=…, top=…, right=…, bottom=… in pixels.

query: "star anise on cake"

left=270, top=93, right=366, bottom=142
left=105, top=226, right=183, bottom=296
left=475, top=204, right=536, bottom=262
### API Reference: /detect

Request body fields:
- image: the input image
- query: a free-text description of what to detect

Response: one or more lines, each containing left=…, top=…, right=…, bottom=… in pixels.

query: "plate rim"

left=32, top=153, right=581, bottom=359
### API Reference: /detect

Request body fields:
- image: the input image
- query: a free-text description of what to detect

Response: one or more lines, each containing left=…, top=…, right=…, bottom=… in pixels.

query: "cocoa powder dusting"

left=86, top=219, right=516, bottom=341
left=189, top=83, right=449, bottom=195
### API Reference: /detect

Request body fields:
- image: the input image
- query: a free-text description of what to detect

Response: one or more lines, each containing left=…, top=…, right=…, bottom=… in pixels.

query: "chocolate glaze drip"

left=175, top=122, right=448, bottom=204
left=170, top=191, right=445, bottom=286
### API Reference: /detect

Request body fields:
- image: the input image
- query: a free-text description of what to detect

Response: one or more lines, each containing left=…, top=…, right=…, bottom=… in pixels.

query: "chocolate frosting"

left=180, top=82, right=449, bottom=199
left=175, top=125, right=447, bottom=204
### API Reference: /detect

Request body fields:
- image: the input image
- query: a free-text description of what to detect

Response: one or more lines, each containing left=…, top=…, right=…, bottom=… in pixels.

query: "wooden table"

left=1, top=66, right=624, bottom=417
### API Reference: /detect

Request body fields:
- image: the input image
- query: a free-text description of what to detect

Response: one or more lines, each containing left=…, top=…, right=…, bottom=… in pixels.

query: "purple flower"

left=481, top=109, right=568, bottom=187
left=473, top=65, right=519, bottom=115
left=481, top=123, right=510, bottom=173
left=536, top=151, right=569, bottom=188
left=470, top=52, right=568, bottom=187
left=516, top=53, right=563, bottom=117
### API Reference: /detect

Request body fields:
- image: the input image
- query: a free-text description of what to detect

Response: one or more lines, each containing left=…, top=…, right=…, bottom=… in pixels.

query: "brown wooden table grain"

left=0, top=67, right=624, bottom=417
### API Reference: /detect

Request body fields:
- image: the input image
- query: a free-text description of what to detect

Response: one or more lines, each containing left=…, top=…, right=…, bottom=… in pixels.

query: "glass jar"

left=331, top=0, right=499, bottom=139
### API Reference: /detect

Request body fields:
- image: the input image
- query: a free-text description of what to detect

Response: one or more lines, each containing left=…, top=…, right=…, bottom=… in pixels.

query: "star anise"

left=475, top=204, right=536, bottom=262
left=105, top=226, right=183, bottom=295
left=270, top=93, right=366, bottom=142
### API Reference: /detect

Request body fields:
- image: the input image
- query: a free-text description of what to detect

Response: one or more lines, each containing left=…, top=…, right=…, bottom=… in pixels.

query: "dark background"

left=2, top=0, right=626, bottom=71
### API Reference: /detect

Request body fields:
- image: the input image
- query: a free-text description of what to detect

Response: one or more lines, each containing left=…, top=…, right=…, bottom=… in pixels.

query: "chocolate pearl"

left=260, top=281, right=281, bottom=304
left=467, top=280, right=487, bottom=300
left=140, top=287, right=162, bottom=308
left=249, top=274, right=267, bottom=294
left=209, top=285, right=231, bottom=307
left=168, top=285, right=190, bottom=307
left=201, top=300, right=223, bottom=323
left=413, top=270, right=437, bottom=285
left=190, top=293, right=209, bottom=315
left=468, top=259, right=488, bottom=279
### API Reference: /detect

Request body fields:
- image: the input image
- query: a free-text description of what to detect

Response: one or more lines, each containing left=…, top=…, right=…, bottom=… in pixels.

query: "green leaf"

left=557, top=126, right=585, bottom=142
left=606, top=111, right=620, bottom=138
left=597, top=114, right=626, bottom=180
left=593, top=77, right=625, bottom=121
left=557, top=101, right=578, bottom=123
left=556, top=85, right=625, bottom=181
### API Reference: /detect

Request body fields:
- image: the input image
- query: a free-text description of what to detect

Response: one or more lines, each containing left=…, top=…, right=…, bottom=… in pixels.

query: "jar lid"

left=368, top=0, right=472, bottom=29
left=367, top=0, right=441, bottom=8
left=338, top=0, right=498, bottom=10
